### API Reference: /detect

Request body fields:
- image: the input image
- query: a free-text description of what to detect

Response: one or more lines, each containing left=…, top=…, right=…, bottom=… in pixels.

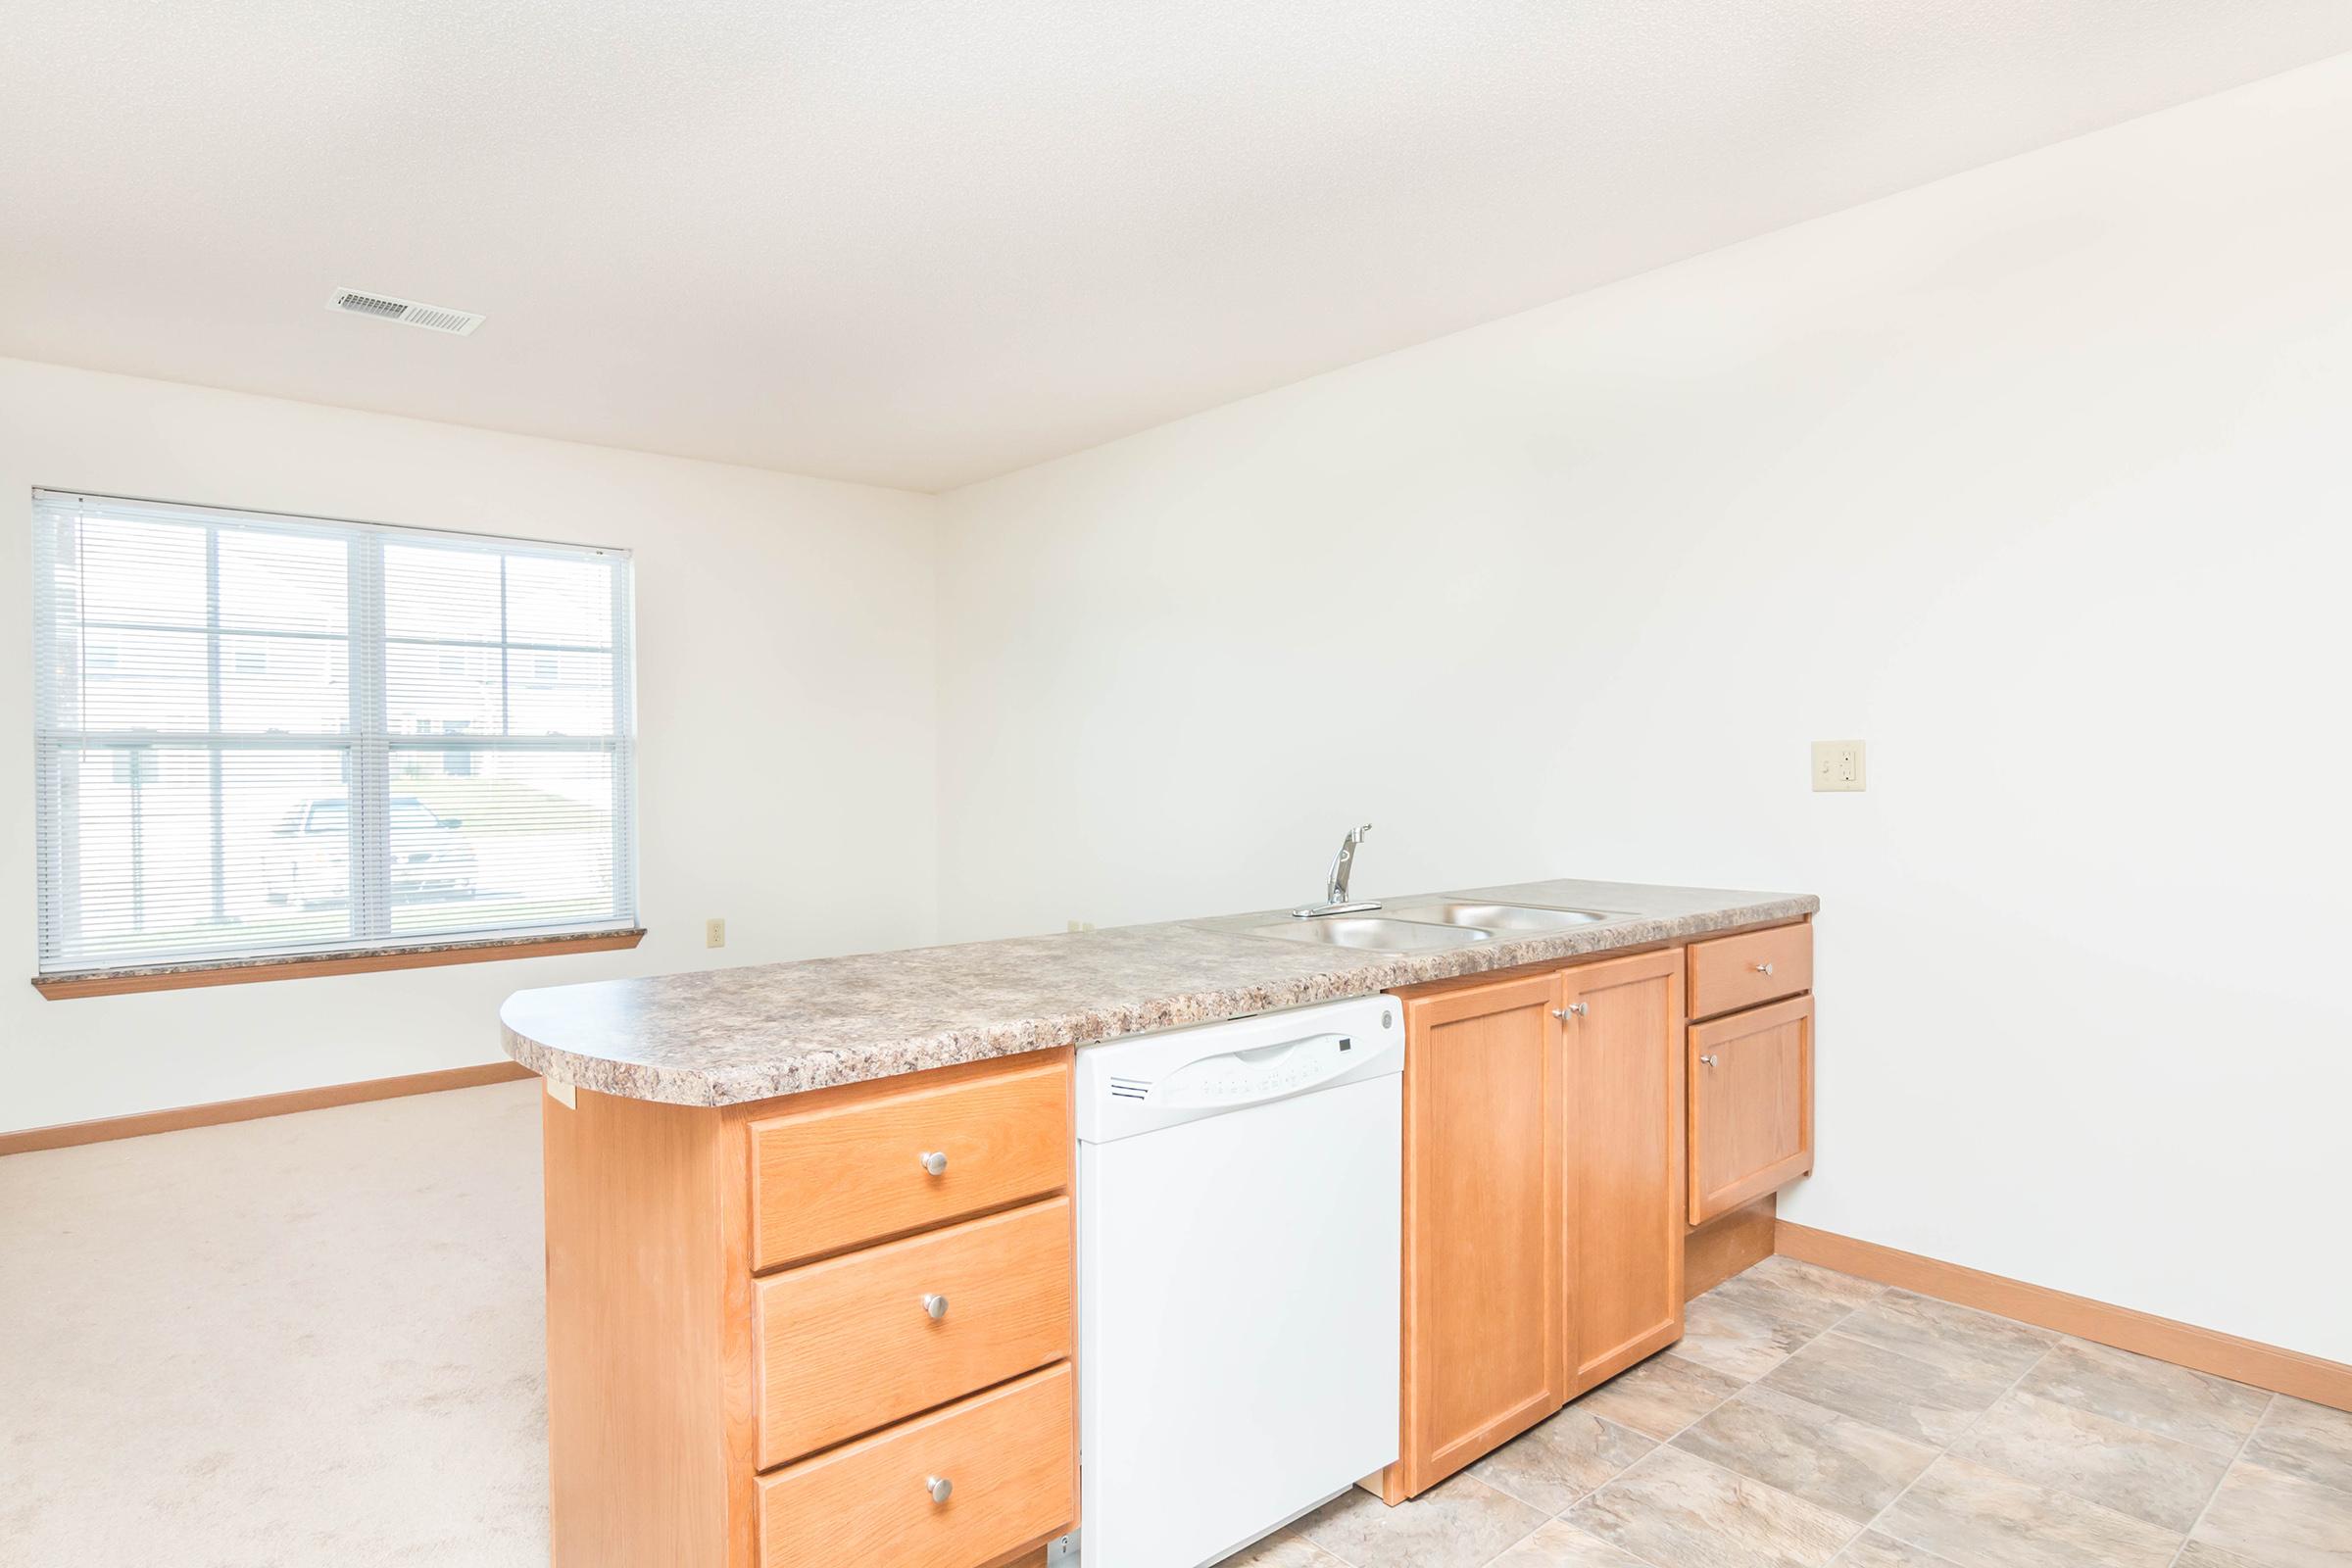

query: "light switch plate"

left=1812, top=739, right=1867, bottom=792
left=705, top=917, right=726, bottom=948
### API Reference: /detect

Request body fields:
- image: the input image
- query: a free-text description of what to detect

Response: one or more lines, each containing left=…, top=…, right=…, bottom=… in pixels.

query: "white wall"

left=0, top=357, right=940, bottom=1134
left=935, top=58, right=2352, bottom=1361
left=7, top=57, right=2345, bottom=1364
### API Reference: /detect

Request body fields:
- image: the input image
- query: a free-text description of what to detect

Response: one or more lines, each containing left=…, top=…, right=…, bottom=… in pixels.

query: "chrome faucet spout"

left=1326, top=822, right=1371, bottom=905
left=1295, top=823, right=1379, bottom=918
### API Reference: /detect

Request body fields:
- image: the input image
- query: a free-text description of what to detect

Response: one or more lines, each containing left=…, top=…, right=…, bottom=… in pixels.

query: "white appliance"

left=1073, top=994, right=1403, bottom=1568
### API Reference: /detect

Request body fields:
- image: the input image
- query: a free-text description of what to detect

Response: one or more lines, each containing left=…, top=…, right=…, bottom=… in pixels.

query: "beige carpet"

left=0, top=1081, right=551, bottom=1568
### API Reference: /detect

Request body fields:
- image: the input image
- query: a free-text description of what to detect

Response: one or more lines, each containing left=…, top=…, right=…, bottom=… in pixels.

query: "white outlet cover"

left=706, top=917, right=727, bottom=948
left=1812, top=739, right=1867, bottom=792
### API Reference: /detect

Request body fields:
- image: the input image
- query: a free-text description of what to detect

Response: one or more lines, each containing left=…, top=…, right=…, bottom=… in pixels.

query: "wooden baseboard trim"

left=1686, top=1196, right=1777, bottom=1300
left=0, top=1060, right=537, bottom=1156
left=1777, top=1219, right=2352, bottom=1414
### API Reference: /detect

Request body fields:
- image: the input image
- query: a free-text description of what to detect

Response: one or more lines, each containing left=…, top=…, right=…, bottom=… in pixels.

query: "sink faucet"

left=1294, top=823, right=1381, bottom=918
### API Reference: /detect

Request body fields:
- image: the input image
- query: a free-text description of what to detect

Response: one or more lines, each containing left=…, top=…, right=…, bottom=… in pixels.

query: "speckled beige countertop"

left=499, top=877, right=1815, bottom=1106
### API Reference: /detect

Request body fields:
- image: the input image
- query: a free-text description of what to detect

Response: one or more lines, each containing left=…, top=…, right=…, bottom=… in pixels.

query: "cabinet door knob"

left=1699, top=1054, right=1719, bottom=1066
left=926, top=1475, right=954, bottom=1504
left=1755, top=961, right=1775, bottom=975
left=919, top=1151, right=949, bottom=1177
left=922, top=1293, right=949, bottom=1321
left=1553, top=1003, right=1588, bottom=1020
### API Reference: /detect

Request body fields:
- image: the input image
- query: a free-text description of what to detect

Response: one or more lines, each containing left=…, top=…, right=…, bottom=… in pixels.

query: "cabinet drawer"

left=758, top=1362, right=1074, bottom=1568
left=756, top=1197, right=1072, bottom=1468
left=751, top=1058, right=1070, bottom=1271
left=1688, top=923, right=1811, bottom=1020
left=1689, top=994, right=1814, bottom=1224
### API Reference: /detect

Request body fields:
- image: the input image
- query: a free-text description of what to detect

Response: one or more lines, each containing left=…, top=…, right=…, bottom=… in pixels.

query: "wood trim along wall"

left=1777, top=1220, right=2352, bottom=1415
left=0, top=1060, right=537, bottom=1157
left=31, top=928, right=647, bottom=1000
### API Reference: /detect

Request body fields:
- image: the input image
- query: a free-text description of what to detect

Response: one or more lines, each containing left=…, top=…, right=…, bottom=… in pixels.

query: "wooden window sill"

left=31, top=929, right=647, bottom=1000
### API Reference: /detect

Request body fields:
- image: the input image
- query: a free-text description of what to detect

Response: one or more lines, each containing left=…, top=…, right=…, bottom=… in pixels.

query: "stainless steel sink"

left=1243, top=916, right=1493, bottom=954
left=1382, top=901, right=1620, bottom=933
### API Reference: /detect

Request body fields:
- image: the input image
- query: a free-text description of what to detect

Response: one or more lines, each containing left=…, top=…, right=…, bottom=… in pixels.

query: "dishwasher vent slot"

left=1108, top=1076, right=1152, bottom=1101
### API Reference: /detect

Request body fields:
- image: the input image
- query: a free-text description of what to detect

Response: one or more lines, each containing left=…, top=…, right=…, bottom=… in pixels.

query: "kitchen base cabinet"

left=1383, top=949, right=1685, bottom=1501
left=1384, top=971, right=1566, bottom=1503
left=536, top=912, right=1821, bottom=1538
left=1562, top=948, right=1687, bottom=1396
left=540, top=1053, right=1077, bottom=1568
left=1383, top=919, right=1816, bottom=1503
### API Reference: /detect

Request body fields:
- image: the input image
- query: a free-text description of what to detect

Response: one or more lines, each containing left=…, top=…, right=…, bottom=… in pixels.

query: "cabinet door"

left=1390, top=972, right=1565, bottom=1500
left=1561, top=948, right=1687, bottom=1396
left=1689, top=994, right=1815, bottom=1224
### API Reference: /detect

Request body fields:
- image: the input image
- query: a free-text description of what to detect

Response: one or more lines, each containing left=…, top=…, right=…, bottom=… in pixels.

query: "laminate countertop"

left=498, top=877, right=1816, bottom=1106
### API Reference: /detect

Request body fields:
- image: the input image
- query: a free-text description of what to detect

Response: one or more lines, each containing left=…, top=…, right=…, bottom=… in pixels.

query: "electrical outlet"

left=1066, top=919, right=1097, bottom=934
left=1812, top=739, right=1867, bottom=792
left=705, top=917, right=726, bottom=948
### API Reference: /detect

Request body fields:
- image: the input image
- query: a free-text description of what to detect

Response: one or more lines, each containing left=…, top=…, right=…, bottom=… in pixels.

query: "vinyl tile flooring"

left=1226, top=1256, right=2352, bottom=1568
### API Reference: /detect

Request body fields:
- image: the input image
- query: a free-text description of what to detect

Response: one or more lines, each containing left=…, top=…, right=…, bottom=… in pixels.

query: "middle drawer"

left=755, top=1196, right=1073, bottom=1469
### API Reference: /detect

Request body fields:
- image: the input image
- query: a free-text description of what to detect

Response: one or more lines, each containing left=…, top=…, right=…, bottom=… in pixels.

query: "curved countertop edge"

left=500, top=880, right=1818, bottom=1107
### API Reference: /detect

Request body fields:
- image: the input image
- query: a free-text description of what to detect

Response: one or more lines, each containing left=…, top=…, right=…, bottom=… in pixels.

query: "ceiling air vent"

left=327, top=289, right=485, bottom=336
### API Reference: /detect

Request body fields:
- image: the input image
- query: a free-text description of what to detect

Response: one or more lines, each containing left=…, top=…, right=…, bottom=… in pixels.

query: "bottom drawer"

left=759, top=1361, right=1073, bottom=1568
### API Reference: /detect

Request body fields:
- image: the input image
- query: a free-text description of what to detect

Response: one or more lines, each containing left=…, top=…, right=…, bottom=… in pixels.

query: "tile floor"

left=1222, top=1255, right=2352, bottom=1568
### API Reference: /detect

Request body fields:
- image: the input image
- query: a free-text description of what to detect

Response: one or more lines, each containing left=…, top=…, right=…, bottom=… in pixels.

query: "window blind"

left=30, top=490, right=638, bottom=975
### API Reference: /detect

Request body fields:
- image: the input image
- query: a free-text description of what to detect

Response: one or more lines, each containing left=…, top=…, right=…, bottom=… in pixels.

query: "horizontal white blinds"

left=31, top=490, right=637, bottom=974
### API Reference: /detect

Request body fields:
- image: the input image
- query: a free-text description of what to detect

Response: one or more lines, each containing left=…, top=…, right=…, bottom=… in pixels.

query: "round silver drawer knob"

left=926, top=1475, right=954, bottom=1504
left=919, top=1151, right=949, bottom=1177
left=1699, top=1054, right=1720, bottom=1066
left=1755, top=961, right=1775, bottom=975
left=922, top=1293, right=949, bottom=1321
left=1552, top=1003, right=1588, bottom=1020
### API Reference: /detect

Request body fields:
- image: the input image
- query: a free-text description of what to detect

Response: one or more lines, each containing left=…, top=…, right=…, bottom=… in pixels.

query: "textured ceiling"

left=5, top=2, right=2350, bottom=492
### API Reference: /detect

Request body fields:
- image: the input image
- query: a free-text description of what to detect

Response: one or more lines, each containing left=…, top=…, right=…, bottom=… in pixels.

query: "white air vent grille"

left=328, top=289, right=484, bottom=335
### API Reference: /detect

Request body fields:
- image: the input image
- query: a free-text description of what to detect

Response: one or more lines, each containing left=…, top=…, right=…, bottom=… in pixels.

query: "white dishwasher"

left=1071, top=994, right=1403, bottom=1568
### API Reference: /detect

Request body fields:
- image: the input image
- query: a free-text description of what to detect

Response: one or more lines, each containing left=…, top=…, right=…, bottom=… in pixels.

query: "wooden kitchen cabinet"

left=1689, top=992, right=1814, bottom=1224
left=1386, top=946, right=1688, bottom=1499
left=542, top=1052, right=1077, bottom=1568
left=1387, top=927, right=1795, bottom=1501
left=1561, top=948, right=1687, bottom=1396
left=1385, top=970, right=1566, bottom=1502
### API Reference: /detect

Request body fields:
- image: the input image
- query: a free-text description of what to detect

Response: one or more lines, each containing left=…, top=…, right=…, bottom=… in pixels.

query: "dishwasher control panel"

left=1160, top=1032, right=1358, bottom=1105
left=1075, top=994, right=1403, bottom=1144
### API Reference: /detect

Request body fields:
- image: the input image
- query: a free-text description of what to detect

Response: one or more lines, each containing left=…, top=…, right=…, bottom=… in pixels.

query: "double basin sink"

left=1243, top=900, right=1623, bottom=955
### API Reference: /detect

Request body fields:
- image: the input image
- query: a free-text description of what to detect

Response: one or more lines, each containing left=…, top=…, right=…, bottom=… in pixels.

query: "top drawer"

left=1688, top=922, right=1812, bottom=1020
left=750, top=1057, right=1071, bottom=1272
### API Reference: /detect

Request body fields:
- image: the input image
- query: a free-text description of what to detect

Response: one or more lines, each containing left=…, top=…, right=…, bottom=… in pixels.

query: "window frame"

left=29, top=490, right=643, bottom=996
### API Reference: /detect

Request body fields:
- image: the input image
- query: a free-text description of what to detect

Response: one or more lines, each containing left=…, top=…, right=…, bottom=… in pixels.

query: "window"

left=30, top=490, right=638, bottom=979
